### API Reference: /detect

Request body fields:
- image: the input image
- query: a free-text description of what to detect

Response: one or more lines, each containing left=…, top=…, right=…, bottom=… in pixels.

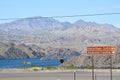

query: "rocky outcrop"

left=63, top=45, right=120, bottom=68
left=32, top=51, right=46, bottom=58
left=0, top=55, right=4, bottom=59
left=4, top=47, right=29, bottom=59
left=0, top=42, right=80, bottom=59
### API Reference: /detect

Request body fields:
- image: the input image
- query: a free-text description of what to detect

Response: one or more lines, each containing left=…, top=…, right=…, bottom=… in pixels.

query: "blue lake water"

left=0, top=58, right=61, bottom=69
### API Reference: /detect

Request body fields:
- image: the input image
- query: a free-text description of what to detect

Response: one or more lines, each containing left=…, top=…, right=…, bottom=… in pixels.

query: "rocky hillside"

left=63, top=45, right=120, bottom=68
left=0, top=42, right=80, bottom=59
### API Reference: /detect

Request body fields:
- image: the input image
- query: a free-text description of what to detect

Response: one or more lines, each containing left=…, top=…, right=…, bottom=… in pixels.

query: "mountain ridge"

left=0, top=16, right=119, bottom=33
left=0, top=16, right=120, bottom=49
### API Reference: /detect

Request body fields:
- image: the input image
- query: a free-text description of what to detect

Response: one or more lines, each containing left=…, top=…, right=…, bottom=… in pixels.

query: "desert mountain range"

left=0, top=17, right=120, bottom=68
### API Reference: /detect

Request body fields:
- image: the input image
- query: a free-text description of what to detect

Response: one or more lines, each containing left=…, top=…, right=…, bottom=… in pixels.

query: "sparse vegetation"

left=64, top=66, right=77, bottom=70
left=46, top=66, right=58, bottom=70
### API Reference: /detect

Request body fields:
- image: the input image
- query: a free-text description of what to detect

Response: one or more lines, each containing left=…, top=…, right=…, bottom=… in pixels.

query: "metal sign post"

left=110, top=55, right=112, bottom=80
left=91, top=55, right=94, bottom=80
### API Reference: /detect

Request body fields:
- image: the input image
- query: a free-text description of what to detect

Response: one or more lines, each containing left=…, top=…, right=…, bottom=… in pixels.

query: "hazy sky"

left=0, top=0, right=120, bottom=27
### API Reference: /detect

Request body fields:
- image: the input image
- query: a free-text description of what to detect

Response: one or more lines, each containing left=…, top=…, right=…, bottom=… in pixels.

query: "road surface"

left=0, top=71, right=120, bottom=80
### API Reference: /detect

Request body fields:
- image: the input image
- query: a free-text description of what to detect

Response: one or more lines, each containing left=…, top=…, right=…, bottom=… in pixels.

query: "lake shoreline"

left=0, top=68, right=120, bottom=73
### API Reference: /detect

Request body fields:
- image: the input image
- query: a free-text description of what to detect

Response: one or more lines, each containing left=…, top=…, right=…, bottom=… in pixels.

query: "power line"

left=51, top=12, right=120, bottom=18
left=0, top=12, right=120, bottom=20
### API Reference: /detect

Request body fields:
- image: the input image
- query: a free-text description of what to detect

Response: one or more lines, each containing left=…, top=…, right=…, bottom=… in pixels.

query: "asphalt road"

left=0, top=71, right=120, bottom=80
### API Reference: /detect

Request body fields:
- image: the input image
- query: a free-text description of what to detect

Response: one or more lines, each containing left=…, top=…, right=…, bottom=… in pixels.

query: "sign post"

left=87, top=46, right=116, bottom=80
left=110, top=55, right=112, bottom=80
left=91, top=55, right=94, bottom=80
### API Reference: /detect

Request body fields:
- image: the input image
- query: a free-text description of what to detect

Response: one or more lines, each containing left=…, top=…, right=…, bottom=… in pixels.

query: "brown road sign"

left=87, top=46, right=116, bottom=55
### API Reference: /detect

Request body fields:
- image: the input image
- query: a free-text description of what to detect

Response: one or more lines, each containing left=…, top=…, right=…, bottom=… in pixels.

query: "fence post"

left=91, top=55, right=94, bottom=80
left=95, top=74, right=97, bottom=80
left=74, top=70, right=76, bottom=80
